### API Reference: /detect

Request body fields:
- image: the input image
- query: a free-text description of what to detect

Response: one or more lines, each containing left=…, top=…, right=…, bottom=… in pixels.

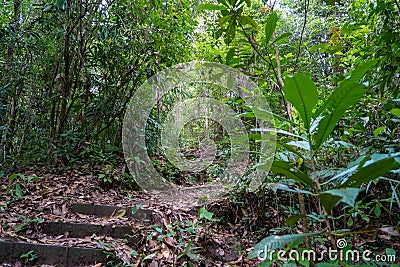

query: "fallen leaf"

left=163, top=236, right=176, bottom=247
left=379, top=226, right=400, bottom=236
left=114, top=209, right=126, bottom=218
left=161, top=247, right=171, bottom=259
left=76, top=213, right=87, bottom=219
left=62, top=203, right=68, bottom=215
left=162, top=217, right=169, bottom=228
left=148, top=239, right=158, bottom=248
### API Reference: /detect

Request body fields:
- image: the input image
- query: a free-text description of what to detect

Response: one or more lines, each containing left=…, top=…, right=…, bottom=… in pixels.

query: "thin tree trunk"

left=273, top=33, right=293, bottom=121
left=1, top=0, right=22, bottom=164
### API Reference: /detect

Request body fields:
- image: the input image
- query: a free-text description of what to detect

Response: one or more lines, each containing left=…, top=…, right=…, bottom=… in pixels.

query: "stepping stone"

left=70, top=203, right=153, bottom=222
left=0, top=203, right=152, bottom=265
left=0, top=240, right=107, bottom=266
left=40, top=221, right=136, bottom=239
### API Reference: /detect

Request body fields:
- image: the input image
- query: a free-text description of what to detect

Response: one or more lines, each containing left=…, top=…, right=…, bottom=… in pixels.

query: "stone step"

left=40, top=221, right=136, bottom=239
left=0, top=240, right=107, bottom=266
left=0, top=203, right=152, bottom=266
left=70, top=203, right=153, bottom=222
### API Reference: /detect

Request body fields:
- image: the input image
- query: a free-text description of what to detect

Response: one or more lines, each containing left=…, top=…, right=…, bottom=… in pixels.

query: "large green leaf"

left=277, top=141, right=306, bottom=160
left=313, top=60, right=376, bottom=119
left=265, top=160, right=314, bottom=187
left=265, top=12, right=278, bottom=45
left=270, top=183, right=312, bottom=195
left=218, top=14, right=232, bottom=27
left=225, top=47, right=235, bottom=64
left=275, top=32, right=292, bottom=43
left=390, top=108, right=400, bottom=116
left=239, top=15, right=258, bottom=30
left=342, top=156, right=400, bottom=187
left=251, top=128, right=307, bottom=140
left=313, top=83, right=366, bottom=150
left=247, top=232, right=319, bottom=259
left=285, top=214, right=306, bottom=226
left=197, top=4, right=227, bottom=10
left=225, top=17, right=237, bottom=44
left=319, top=188, right=360, bottom=213
left=283, top=74, right=318, bottom=130
left=251, top=106, right=297, bottom=126
left=340, top=59, right=377, bottom=86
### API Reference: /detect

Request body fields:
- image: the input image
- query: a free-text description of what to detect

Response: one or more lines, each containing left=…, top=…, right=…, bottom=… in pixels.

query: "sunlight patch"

left=122, top=61, right=275, bottom=207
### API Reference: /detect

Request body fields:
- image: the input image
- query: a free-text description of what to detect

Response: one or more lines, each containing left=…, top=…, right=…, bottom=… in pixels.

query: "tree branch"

left=294, top=0, right=310, bottom=71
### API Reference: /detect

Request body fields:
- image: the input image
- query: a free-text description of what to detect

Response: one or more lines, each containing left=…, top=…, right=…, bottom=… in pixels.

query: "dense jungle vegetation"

left=0, top=0, right=399, bottom=266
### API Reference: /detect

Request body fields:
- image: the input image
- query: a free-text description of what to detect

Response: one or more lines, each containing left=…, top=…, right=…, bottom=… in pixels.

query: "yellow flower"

left=297, top=157, right=304, bottom=168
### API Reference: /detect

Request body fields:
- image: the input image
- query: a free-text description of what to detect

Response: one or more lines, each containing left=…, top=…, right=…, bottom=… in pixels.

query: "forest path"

left=0, top=167, right=261, bottom=266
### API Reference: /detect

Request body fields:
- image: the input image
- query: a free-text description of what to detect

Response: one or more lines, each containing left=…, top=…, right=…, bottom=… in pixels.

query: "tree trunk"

left=1, top=0, right=22, bottom=165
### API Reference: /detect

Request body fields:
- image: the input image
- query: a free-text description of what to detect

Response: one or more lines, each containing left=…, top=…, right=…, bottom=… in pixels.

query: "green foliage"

left=197, top=0, right=253, bottom=45
left=266, top=160, right=313, bottom=187
left=319, top=188, right=359, bottom=213
left=197, top=4, right=227, bottom=11
left=283, top=74, right=318, bottom=131
left=14, top=214, right=43, bottom=233
left=177, top=240, right=200, bottom=264
left=0, top=0, right=197, bottom=168
left=250, top=60, right=398, bottom=262
left=0, top=0, right=398, bottom=263
left=98, top=164, right=114, bottom=184
left=198, top=207, right=215, bottom=221
left=313, top=83, right=366, bottom=150
left=198, top=4, right=399, bottom=262
left=323, top=0, right=338, bottom=5
left=342, top=154, right=400, bottom=187
left=20, top=250, right=38, bottom=263
left=264, top=12, right=278, bottom=46
left=5, top=173, right=39, bottom=200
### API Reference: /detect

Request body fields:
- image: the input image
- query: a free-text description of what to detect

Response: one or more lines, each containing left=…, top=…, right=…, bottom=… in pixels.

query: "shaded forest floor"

left=1, top=163, right=399, bottom=266
left=0, top=164, right=270, bottom=266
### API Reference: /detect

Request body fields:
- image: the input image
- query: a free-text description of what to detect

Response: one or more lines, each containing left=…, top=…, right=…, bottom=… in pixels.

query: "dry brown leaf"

left=76, top=213, right=87, bottom=219
left=114, top=209, right=126, bottom=218
left=378, top=234, right=391, bottom=240
left=379, top=226, right=400, bottom=236
left=39, top=238, right=56, bottom=244
left=162, top=236, right=176, bottom=248
left=161, top=247, right=171, bottom=259
left=230, top=254, right=243, bottom=264
left=148, top=239, right=158, bottom=248
left=162, top=217, right=169, bottom=228
left=61, top=203, right=68, bottom=215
